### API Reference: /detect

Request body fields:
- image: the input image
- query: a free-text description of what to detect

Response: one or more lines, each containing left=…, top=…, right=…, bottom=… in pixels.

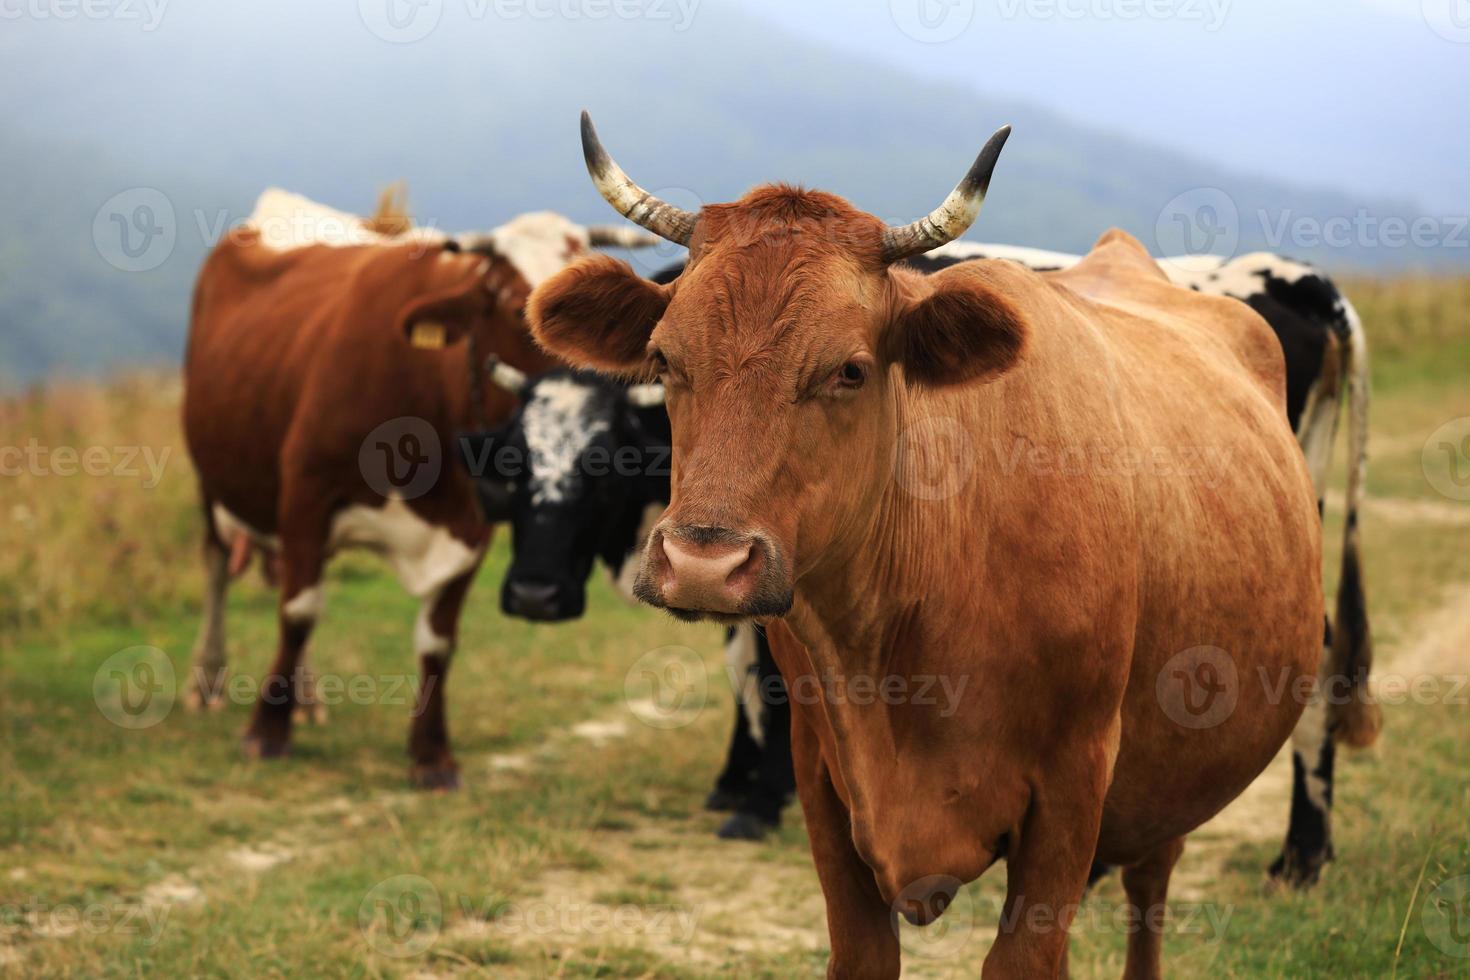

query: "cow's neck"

left=783, top=378, right=1011, bottom=882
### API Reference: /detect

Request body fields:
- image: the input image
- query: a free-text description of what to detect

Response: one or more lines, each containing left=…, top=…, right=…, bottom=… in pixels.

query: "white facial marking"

left=329, top=499, right=481, bottom=598
left=522, top=379, right=608, bottom=507
left=725, top=625, right=765, bottom=747
left=481, top=211, right=591, bottom=287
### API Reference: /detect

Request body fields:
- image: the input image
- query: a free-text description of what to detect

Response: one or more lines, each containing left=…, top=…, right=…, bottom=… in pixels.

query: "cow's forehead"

left=483, top=212, right=591, bottom=288
left=520, top=376, right=615, bottom=507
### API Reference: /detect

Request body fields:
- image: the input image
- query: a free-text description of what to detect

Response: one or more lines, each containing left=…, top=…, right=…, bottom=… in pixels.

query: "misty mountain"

left=0, top=1, right=1454, bottom=384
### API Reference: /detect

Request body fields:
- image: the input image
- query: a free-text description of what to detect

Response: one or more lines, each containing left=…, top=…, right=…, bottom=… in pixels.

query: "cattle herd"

left=179, top=115, right=1381, bottom=978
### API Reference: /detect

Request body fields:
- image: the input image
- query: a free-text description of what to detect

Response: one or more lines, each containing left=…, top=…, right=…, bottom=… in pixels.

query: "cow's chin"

left=631, top=577, right=793, bottom=624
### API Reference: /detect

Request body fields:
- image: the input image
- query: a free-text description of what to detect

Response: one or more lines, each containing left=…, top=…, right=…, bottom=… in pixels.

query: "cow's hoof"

left=293, top=702, right=330, bottom=727
left=411, top=763, right=461, bottom=792
left=240, top=732, right=291, bottom=760
left=704, top=788, right=744, bottom=812
left=1267, top=850, right=1325, bottom=890
left=716, top=812, right=776, bottom=841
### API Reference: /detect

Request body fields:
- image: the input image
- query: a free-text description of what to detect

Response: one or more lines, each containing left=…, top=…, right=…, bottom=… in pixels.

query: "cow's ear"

left=528, top=255, right=669, bottom=373
left=397, top=260, right=494, bottom=350
left=887, top=276, right=1027, bottom=388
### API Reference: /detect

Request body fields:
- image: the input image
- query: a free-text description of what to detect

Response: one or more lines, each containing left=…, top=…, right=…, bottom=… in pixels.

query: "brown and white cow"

left=524, top=115, right=1324, bottom=977
left=182, top=189, right=654, bottom=788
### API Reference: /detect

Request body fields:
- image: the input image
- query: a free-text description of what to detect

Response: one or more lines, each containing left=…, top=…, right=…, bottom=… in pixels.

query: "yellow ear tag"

left=411, top=321, right=447, bottom=350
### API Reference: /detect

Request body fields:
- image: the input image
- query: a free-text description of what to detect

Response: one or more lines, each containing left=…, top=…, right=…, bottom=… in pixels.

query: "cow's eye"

left=836, top=361, right=867, bottom=390
left=650, top=349, right=670, bottom=374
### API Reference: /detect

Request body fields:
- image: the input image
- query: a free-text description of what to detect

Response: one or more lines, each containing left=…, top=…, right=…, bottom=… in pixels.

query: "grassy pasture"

left=1, top=274, right=1468, bottom=977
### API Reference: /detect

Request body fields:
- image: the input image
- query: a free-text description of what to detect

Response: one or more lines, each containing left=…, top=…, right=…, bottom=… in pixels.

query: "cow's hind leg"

left=1121, top=837, right=1185, bottom=980
left=184, top=509, right=231, bottom=711
left=242, top=497, right=329, bottom=759
left=408, top=568, right=477, bottom=790
left=1269, top=620, right=1335, bottom=888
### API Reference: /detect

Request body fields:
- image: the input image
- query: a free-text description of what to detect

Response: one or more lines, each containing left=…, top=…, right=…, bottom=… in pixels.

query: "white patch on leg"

left=725, top=624, right=765, bottom=747
left=414, top=592, right=451, bottom=658
left=282, top=585, right=323, bottom=623
left=1290, top=650, right=1333, bottom=811
left=329, top=499, right=482, bottom=599
left=211, top=503, right=281, bottom=550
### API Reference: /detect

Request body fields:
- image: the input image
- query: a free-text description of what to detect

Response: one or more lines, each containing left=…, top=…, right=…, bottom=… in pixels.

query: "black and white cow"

left=919, top=243, right=1378, bottom=888
left=459, top=357, right=796, bottom=840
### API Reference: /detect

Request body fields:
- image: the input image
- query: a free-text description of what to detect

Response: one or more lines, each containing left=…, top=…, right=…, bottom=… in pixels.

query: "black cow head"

left=460, top=365, right=671, bottom=621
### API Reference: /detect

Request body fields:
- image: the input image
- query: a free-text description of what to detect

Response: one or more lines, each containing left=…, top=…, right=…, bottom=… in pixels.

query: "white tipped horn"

left=487, top=356, right=529, bottom=395
left=625, top=382, right=666, bottom=408
left=580, top=111, right=697, bottom=246
left=587, top=225, right=664, bottom=249
left=880, top=125, right=1012, bottom=263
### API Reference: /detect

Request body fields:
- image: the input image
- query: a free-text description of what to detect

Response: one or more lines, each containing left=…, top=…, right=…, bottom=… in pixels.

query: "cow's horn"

left=580, top=111, right=696, bottom=246
left=880, top=125, right=1012, bottom=263
left=625, top=382, right=665, bottom=408
left=587, top=225, right=664, bottom=249
left=486, top=356, right=528, bottom=395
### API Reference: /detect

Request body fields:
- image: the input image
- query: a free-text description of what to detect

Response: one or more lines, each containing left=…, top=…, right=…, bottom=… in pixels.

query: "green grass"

left=2, top=279, right=1469, bottom=977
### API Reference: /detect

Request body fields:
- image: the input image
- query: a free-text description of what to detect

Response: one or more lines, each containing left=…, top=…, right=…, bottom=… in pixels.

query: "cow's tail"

left=1328, top=298, right=1381, bottom=749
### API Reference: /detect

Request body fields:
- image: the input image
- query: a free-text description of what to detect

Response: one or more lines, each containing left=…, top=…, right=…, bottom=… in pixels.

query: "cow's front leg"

left=184, top=518, right=230, bottom=711
left=1121, top=836, right=1185, bottom=980
left=242, top=526, right=326, bottom=759
left=791, top=706, right=900, bottom=979
left=408, top=569, right=476, bottom=790
left=984, top=752, right=1110, bottom=979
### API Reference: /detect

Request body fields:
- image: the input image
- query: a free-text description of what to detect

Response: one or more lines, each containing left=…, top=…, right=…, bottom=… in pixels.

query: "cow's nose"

left=652, top=528, right=762, bottom=614
left=506, top=580, right=563, bottom=621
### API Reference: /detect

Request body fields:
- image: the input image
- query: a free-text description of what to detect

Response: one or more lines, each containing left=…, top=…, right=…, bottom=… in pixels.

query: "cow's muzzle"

left=633, top=524, right=792, bottom=622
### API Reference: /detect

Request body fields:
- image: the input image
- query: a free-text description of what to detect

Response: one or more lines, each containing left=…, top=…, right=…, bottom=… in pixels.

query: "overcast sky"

left=739, top=0, right=1470, bottom=214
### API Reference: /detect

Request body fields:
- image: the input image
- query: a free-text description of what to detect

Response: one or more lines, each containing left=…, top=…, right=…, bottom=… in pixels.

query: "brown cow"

left=523, top=115, right=1322, bottom=977
left=183, top=189, right=654, bottom=787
